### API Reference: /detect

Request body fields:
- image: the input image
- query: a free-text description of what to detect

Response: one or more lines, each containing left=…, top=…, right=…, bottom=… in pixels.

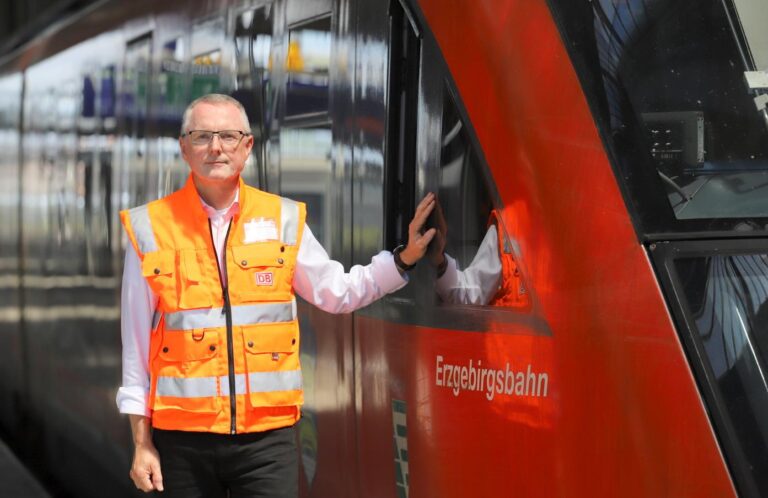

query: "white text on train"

left=435, top=355, right=549, bottom=400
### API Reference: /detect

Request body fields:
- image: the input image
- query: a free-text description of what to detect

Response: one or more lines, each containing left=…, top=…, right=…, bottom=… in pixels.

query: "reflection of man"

left=430, top=200, right=524, bottom=307
left=117, top=93, right=436, bottom=496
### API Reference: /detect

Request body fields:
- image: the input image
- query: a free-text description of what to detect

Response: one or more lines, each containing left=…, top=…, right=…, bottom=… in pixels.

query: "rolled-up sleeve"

left=116, top=244, right=158, bottom=416
left=292, top=225, right=407, bottom=314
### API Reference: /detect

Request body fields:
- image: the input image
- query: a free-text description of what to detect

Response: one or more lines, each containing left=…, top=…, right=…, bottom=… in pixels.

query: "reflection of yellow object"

left=286, top=39, right=304, bottom=72
left=193, top=50, right=222, bottom=66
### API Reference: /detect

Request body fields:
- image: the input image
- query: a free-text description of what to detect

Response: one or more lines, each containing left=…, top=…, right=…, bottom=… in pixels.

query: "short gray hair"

left=180, top=94, right=251, bottom=135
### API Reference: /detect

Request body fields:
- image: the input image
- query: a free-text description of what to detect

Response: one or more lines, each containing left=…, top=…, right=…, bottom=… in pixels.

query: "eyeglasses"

left=183, top=130, right=250, bottom=148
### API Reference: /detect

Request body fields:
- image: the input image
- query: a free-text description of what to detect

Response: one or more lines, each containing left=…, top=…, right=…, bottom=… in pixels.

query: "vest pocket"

left=242, top=323, right=302, bottom=408
left=151, top=329, right=223, bottom=414
left=141, top=250, right=177, bottom=306
left=230, top=243, right=292, bottom=301
left=178, top=249, right=212, bottom=309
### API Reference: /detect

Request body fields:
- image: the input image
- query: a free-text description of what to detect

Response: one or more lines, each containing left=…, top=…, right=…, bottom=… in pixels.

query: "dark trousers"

left=152, top=426, right=298, bottom=498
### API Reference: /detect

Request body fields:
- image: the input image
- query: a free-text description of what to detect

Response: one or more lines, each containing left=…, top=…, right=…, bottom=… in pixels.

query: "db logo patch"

left=255, top=272, right=274, bottom=286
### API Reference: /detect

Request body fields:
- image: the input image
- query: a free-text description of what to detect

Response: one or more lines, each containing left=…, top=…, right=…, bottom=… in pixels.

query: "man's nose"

left=208, top=133, right=223, bottom=152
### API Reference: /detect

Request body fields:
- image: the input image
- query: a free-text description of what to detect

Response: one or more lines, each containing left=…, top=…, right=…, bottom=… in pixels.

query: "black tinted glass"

left=675, top=252, right=768, bottom=495
left=550, top=0, right=768, bottom=236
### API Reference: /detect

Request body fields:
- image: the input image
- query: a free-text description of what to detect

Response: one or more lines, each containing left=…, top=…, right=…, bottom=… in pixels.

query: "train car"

left=0, top=0, right=766, bottom=496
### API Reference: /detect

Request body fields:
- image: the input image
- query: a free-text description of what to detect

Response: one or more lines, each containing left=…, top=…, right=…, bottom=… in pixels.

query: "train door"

left=353, top=1, right=555, bottom=496
left=266, top=0, right=358, bottom=496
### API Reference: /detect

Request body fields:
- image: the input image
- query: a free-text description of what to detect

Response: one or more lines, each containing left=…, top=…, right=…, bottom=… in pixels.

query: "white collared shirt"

left=117, top=192, right=407, bottom=416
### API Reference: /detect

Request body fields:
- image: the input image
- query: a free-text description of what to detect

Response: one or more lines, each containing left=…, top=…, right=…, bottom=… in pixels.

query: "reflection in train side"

left=676, top=253, right=768, bottom=483
left=280, top=126, right=333, bottom=255
left=432, top=85, right=528, bottom=308
left=286, top=17, right=331, bottom=118
left=0, top=304, right=119, bottom=323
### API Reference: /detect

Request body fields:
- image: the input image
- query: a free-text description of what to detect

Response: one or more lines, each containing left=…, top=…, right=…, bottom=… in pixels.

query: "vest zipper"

left=209, top=219, right=237, bottom=434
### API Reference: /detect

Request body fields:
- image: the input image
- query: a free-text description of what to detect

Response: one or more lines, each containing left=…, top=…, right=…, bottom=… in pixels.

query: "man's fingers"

left=131, top=467, right=155, bottom=492
left=151, top=461, right=164, bottom=492
left=130, top=445, right=163, bottom=493
left=410, top=196, right=436, bottom=235
left=419, top=228, right=437, bottom=247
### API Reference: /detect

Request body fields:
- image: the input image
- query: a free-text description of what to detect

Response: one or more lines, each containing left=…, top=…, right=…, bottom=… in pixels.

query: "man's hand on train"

left=400, top=192, right=437, bottom=266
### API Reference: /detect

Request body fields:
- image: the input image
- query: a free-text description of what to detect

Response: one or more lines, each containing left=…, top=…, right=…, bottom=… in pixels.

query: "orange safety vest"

left=488, top=210, right=529, bottom=309
left=120, top=176, right=306, bottom=434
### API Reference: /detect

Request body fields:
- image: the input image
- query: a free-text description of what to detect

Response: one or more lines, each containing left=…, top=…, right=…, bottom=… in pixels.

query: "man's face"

left=179, top=102, right=254, bottom=186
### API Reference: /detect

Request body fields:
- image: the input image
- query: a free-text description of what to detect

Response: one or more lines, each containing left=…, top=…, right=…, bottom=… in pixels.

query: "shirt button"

left=162, top=347, right=168, bottom=353
left=209, top=345, right=216, bottom=351
left=154, top=268, right=161, bottom=275
left=277, top=258, right=284, bottom=264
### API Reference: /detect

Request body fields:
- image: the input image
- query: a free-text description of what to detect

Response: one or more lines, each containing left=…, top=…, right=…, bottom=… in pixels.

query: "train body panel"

left=2, top=0, right=766, bottom=496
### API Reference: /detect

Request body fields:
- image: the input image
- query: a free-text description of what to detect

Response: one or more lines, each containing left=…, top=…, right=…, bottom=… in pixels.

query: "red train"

left=0, top=0, right=766, bottom=496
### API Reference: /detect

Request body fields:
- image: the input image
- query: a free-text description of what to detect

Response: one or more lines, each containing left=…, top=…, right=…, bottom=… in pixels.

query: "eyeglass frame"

left=181, top=129, right=252, bottom=148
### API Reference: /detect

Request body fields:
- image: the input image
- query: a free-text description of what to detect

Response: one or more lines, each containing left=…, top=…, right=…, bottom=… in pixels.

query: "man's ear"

left=243, top=133, right=255, bottom=155
left=179, top=136, right=189, bottom=162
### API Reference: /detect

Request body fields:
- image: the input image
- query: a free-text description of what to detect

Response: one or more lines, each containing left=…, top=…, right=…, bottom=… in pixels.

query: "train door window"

left=234, top=5, right=274, bottom=188
left=191, top=18, right=225, bottom=99
left=384, top=0, right=420, bottom=250
left=285, top=17, right=331, bottom=119
left=434, top=84, right=524, bottom=308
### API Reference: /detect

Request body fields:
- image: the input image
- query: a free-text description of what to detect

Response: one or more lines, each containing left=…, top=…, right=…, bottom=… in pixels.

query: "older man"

left=117, top=93, right=435, bottom=497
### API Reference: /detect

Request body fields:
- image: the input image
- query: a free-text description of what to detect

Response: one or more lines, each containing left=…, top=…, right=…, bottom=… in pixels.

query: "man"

left=117, top=93, right=435, bottom=496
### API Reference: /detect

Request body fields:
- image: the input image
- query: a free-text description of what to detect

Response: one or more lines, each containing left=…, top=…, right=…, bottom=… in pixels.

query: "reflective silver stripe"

left=151, top=310, right=162, bottom=332
left=156, top=372, right=299, bottom=398
left=248, top=369, right=303, bottom=393
left=128, top=205, right=158, bottom=253
left=156, top=376, right=218, bottom=398
left=220, top=374, right=247, bottom=396
left=233, top=302, right=293, bottom=325
left=280, top=198, right=300, bottom=245
left=164, top=302, right=294, bottom=331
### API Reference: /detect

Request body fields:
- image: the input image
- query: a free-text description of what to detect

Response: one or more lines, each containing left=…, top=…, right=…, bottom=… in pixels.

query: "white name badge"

left=244, top=217, right=278, bottom=243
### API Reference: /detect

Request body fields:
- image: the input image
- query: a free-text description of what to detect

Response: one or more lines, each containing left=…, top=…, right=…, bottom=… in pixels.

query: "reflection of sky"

left=280, top=128, right=332, bottom=162
left=358, top=40, right=387, bottom=99
left=26, top=32, right=121, bottom=93
left=291, top=30, right=331, bottom=71
left=191, top=19, right=225, bottom=57
left=0, top=74, right=22, bottom=125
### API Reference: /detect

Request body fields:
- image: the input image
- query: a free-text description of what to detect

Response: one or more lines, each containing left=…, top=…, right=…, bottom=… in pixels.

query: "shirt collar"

left=199, top=188, right=241, bottom=220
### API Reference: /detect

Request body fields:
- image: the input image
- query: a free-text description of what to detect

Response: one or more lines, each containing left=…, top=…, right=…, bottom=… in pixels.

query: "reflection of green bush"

left=299, top=411, right=318, bottom=454
left=191, top=76, right=220, bottom=100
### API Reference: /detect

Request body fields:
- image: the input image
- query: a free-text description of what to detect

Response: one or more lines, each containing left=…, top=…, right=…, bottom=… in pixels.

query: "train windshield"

left=662, top=246, right=768, bottom=496
left=550, top=0, right=768, bottom=237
